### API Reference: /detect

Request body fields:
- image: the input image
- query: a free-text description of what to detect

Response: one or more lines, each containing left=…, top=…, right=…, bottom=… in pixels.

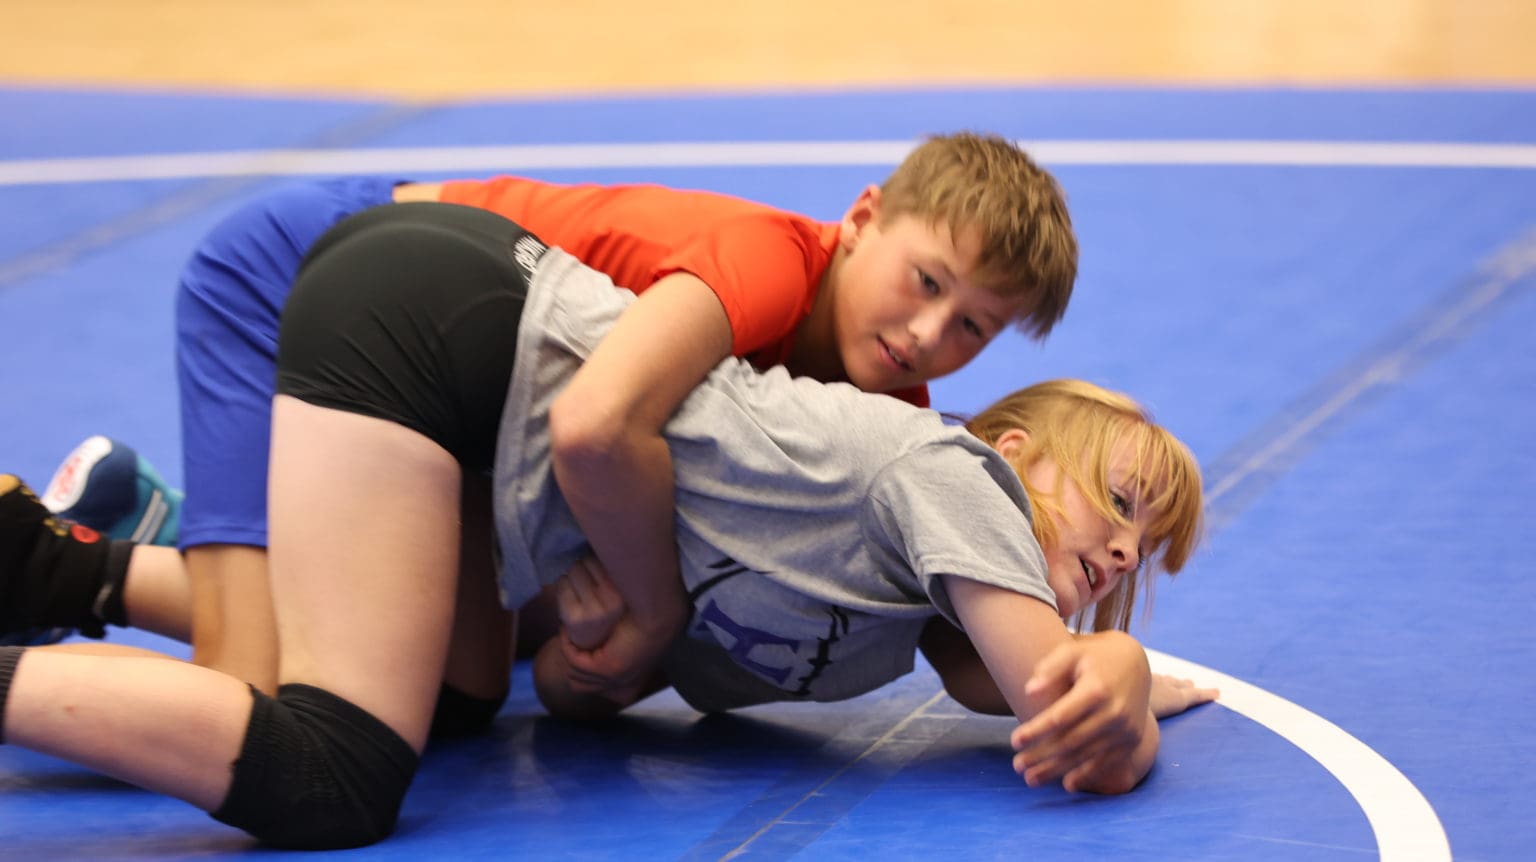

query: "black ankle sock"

left=2, top=481, right=131, bottom=637
left=0, top=646, right=24, bottom=744
left=19, top=535, right=131, bottom=637
left=92, top=541, right=133, bottom=628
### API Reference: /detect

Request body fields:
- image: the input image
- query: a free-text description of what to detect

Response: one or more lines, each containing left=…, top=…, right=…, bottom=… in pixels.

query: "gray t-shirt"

left=493, top=249, right=1057, bottom=712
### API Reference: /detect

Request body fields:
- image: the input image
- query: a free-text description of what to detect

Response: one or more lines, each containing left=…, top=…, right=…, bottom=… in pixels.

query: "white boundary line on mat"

left=1, top=138, right=1535, bottom=186
left=1147, top=649, right=1450, bottom=861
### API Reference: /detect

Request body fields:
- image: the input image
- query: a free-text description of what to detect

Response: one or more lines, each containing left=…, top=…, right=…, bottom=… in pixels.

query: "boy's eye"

left=918, top=270, right=940, bottom=294
left=962, top=318, right=984, bottom=338
left=1110, top=491, right=1133, bottom=518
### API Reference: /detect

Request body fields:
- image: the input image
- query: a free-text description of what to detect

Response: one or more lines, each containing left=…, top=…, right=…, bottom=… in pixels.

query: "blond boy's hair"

left=880, top=132, right=1077, bottom=339
left=964, top=379, right=1204, bottom=633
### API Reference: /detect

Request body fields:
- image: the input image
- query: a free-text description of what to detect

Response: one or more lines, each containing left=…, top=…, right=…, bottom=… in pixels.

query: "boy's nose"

left=908, top=307, right=947, bottom=352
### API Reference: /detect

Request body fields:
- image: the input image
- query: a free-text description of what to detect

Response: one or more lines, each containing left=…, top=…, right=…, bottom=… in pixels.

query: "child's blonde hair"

left=964, top=379, right=1203, bottom=633
left=879, top=132, right=1077, bottom=340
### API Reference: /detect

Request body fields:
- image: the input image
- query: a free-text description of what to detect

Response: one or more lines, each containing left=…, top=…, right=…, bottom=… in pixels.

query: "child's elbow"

left=549, top=390, right=623, bottom=469
left=941, top=677, right=1011, bottom=716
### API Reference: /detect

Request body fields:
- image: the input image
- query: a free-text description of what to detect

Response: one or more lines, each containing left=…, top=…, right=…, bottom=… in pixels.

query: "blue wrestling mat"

left=1, top=85, right=1533, bottom=860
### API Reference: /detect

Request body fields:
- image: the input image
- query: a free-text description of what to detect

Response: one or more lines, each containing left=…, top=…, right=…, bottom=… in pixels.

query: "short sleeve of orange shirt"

left=439, top=177, right=929, bottom=408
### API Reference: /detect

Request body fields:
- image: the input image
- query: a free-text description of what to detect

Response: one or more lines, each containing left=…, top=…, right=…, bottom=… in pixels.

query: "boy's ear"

left=839, top=185, right=882, bottom=250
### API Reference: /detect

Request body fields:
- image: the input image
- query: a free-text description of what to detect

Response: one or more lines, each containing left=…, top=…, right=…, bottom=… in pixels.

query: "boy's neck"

left=787, top=245, right=847, bottom=383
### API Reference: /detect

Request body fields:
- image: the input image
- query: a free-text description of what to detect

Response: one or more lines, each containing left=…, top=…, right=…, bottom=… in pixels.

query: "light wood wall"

left=4, top=0, right=1534, bottom=98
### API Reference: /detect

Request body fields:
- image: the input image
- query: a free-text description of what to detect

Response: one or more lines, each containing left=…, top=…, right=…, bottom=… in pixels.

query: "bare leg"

left=44, top=455, right=500, bottom=702
left=185, top=545, right=277, bottom=692
left=4, top=648, right=254, bottom=808
left=266, top=397, right=461, bottom=749
left=119, top=545, right=192, bottom=643
left=2, top=397, right=463, bottom=811
left=441, top=474, right=514, bottom=702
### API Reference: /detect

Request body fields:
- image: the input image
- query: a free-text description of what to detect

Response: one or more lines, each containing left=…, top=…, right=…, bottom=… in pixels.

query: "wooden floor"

left=5, top=0, right=1535, bottom=97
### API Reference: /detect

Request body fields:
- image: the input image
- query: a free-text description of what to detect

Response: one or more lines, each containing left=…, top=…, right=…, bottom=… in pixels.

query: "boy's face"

left=1001, top=432, right=1153, bottom=620
left=833, top=187, right=1029, bottom=393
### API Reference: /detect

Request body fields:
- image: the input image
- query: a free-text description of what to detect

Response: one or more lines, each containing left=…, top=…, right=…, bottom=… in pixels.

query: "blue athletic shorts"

left=174, top=176, right=403, bottom=551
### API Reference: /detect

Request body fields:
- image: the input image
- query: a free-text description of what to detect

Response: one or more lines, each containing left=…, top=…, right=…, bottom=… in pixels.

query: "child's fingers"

left=1012, top=688, right=1143, bottom=786
left=1060, top=758, right=1098, bottom=793
left=1186, top=685, right=1220, bottom=706
left=560, top=636, right=620, bottom=692
left=563, top=559, right=598, bottom=604
left=1058, top=751, right=1136, bottom=794
left=581, top=555, right=614, bottom=587
left=1152, top=674, right=1221, bottom=712
left=1011, top=668, right=1106, bottom=751
left=1013, top=720, right=1113, bottom=786
left=1015, top=729, right=1125, bottom=788
left=1022, top=641, right=1084, bottom=698
left=554, top=575, right=580, bottom=615
left=590, top=566, right=624, bottom=607
left=1160, top=675, right=1219, bottom=701
left=1017, top=745, right=1101, bottom=789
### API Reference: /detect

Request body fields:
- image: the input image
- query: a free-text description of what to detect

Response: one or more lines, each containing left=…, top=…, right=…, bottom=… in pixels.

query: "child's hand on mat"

left=1149, top=673, right=1219, bottom=719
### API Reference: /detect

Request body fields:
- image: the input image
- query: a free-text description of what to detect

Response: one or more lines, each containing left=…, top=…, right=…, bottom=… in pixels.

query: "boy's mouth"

left=879, top=338, right=914, bottom=372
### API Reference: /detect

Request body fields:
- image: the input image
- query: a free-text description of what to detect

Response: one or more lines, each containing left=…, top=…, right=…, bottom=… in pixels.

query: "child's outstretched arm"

left=921, top=620, right=1219, bottom=721
left=939, top=574, right=1156, bottom=794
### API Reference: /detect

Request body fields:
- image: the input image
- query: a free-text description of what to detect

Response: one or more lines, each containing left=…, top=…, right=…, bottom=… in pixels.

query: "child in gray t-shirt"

left=500, top=249, right=1206, bottom=794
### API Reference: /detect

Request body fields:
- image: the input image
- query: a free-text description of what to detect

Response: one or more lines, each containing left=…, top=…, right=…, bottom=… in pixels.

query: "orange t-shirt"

left=439, top=176, right=929, bottom=408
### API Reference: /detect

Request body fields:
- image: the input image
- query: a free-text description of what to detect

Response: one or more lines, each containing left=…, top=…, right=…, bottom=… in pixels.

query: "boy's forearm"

left=553, top=438, right=688, bottom=633
left=547, top=272, right=730, bottom=636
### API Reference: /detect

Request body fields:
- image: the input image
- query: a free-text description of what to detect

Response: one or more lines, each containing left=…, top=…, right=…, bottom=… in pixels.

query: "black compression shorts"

left=275, top=202, right=546, bottom=473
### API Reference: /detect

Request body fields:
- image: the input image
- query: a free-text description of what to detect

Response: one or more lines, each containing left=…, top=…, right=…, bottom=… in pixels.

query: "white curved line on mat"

left=1148, top=649, right=1450, bottom=862
left=2, top=139, right=1535, bottom=186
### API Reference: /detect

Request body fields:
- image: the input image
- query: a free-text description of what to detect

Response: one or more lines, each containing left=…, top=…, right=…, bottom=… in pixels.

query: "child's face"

left=1017, top=437, right=1154, bottom=621
left=833, top=188, right=1028, bottom=393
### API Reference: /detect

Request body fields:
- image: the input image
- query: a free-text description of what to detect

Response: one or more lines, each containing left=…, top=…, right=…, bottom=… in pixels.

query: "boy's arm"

left=549, top=272, right=731, bottom=688
left=938, top=575, right=1156, bottom=794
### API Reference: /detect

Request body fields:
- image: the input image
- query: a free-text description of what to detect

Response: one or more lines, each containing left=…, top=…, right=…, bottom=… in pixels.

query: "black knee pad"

left=429, top=682, right=508, bottom=739
left=211, top=683, right=420, bottom=849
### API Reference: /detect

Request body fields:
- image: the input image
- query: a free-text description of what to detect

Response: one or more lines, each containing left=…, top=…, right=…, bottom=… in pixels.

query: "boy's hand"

left=555, top=556, right=626, bottom=650
left=1009, top=632, right=1153, bottom=793
left=1149, top=673, right=1219, bottom=719
left=548, top=555, right=677, bottom=700
left=558, top=613, right=670, bottom=698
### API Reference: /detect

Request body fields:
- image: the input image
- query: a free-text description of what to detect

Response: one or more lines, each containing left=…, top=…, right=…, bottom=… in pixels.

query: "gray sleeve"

left=862, top=441, right=1059, bottom=629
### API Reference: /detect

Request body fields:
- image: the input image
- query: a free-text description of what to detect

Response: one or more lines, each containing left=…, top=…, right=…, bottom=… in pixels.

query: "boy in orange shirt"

left=4, top=132, right=1076, bottom=731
